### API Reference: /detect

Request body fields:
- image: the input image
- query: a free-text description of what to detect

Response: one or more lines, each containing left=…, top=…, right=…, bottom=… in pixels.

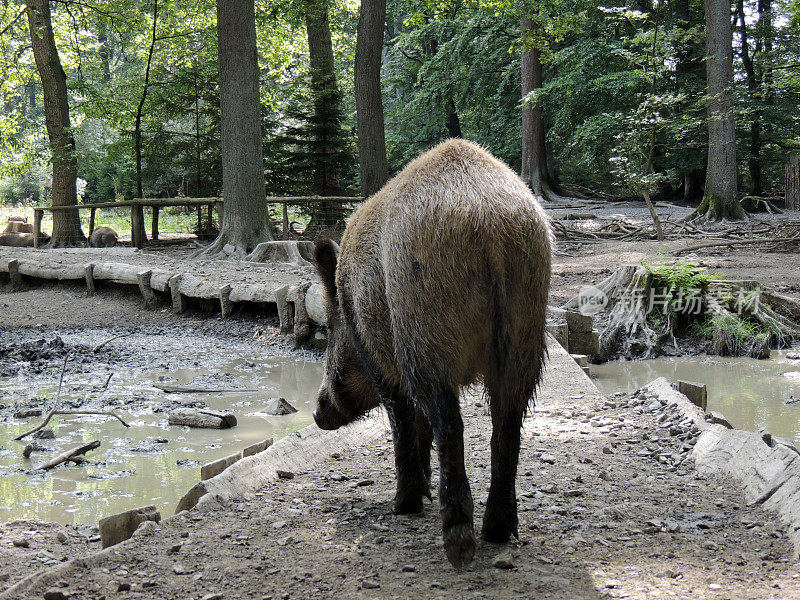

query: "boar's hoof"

left=394, top=486, right=427, bottom=514
left=481, top=500, right=519, bottom=544
left=443, top=523, right=476, bottom=569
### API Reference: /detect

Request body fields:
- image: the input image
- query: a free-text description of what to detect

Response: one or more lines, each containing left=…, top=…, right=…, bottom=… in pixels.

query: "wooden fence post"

left=131, top=203, right=146, bottom=249
left=282, top=202, right=289, bottom=240
left=33, top=209, right=43, bottom=248
left=787, top=154, right=800, bottom=210
left=89, top=207, right=97, bottom=236
left=151, top=206, right=160, bottom=240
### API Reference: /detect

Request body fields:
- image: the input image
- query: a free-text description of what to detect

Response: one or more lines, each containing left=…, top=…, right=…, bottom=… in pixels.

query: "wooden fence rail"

left=31, top=196, right=362, bottom=249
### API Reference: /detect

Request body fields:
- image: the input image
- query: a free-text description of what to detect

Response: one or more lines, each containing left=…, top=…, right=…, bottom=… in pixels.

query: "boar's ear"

left=315, top=237, right=340, bottom=302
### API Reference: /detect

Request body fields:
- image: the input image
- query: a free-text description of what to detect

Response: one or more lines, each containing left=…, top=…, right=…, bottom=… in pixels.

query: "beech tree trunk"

left=305, top=0, right=343, bottom=229
left=520, top=15, right=561, bottom=202
left=674, top=0, right=705, bottom=203
left=354, top=0, right=388, bottom=197
left=197, top=0, right=273, bottom=257
left=694, top=0, right=744, bottom=221
left=26, top=0, right=85, bottom=247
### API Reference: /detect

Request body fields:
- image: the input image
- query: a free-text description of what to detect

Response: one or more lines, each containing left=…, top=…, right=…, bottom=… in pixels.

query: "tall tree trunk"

left=354, top=0, right=388, bottom=197
left=737, top=0, right=762, bottom=196
left=445, top=99, right=462, bottom=138
left=674, top=0, right=705, bottom=203
left=131, top=0, right=158, bottom=247
left=305, top=0, right=342, bottom=228
left=195, top=0, right=273, bottom=257
left=26, top=0, right=85, bottom=247
left=520, top=15, right=559, bottom=202
left=693, top=0, right=744, bottom=221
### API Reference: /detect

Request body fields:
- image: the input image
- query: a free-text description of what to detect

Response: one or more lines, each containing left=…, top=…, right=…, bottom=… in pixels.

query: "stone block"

left=568, top=329, right=600, bottom=356
left=201, top=453, right=241, bottom=481
left=678, top=380, right=707, bottom=411
left=242, top=438, right=274, bottom=458
left=546, top=323, right=569, bottom=351
left=571, top=354, right=589, bottom=368
left=99, top=505, right=160, bottom=548
left=565, top=310, right=594, bottom=333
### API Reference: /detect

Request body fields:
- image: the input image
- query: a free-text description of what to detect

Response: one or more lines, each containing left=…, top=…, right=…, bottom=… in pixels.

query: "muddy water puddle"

left=591, top=351, right=800, bottom=441
left=0, top=329, right=323, bottom=525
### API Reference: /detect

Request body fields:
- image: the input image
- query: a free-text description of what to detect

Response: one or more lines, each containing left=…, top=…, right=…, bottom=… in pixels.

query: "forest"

left=0, top=0, right=798, bottom=229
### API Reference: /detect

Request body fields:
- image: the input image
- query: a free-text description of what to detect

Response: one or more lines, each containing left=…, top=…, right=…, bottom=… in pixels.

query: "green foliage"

left=641, top=253, right=721, bottom=298
left=695, top=313, right=769, bottom=357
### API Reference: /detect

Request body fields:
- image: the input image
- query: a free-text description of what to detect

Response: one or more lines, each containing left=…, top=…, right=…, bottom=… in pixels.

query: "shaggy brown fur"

left=314, top=138, right=552, bottom=569
left=89, top=226, right=118, bottom=248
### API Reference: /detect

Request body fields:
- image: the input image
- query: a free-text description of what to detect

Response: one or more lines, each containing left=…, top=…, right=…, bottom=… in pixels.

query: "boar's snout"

left=313, top=387, right=348, bottom=430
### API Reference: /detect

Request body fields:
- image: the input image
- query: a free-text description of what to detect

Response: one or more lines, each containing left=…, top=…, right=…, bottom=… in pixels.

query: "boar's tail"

left=485, top=261, right=548, bottom=416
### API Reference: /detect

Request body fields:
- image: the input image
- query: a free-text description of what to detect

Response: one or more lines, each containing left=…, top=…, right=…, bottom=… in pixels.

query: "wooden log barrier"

left=131, top=203, right=146, bottom=249
left=219, top=284, right=233, bottom=318
left=8, top=259, right=22, bottom=290
left=137, top=270, right=157, bottom=308
left=151, top=205, right=160, bottom=240
left=292, top=282, right=312, bottom=346
left=33, top=209, right=43, bottom=248
left=169, top=274, right=186, bottom=313
left=84, top=264, right=95, bottom=296
left=275, top=285, right=293, bottom=334
left=88, top=207, right=97, bottom=237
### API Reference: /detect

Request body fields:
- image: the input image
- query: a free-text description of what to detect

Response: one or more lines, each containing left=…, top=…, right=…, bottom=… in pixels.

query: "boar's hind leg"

left=481, top=381, right=528, bottom=544
left=429, top=386, right=475, bottom=569
left=385, top=389, right=432, bottom=514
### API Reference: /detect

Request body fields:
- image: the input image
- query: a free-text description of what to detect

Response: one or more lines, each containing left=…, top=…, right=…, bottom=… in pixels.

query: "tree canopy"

left=0, top=0, right=798, bottom=221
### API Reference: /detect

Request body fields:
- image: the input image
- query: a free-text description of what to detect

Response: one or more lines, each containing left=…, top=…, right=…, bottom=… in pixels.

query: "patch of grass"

left=695, top=313, right=772, bottom=357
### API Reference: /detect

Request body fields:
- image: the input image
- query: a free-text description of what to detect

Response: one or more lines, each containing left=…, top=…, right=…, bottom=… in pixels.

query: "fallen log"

left=168, top=408, right=237, bottom=429
left=38, top=440, right=100, bottom=470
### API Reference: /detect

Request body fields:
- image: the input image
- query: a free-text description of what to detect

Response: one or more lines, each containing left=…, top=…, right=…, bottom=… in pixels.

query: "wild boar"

left=89, top=226, right=118, bottom=248
left=313, top=138, right=552, bottom=568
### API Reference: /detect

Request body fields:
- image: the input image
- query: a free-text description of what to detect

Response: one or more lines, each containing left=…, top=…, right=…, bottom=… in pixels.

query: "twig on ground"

left=93, top=333, right=133, bottom=352
left=53, top=410, right=130, bottom=428
left=14, top=350, right=72, bottom=441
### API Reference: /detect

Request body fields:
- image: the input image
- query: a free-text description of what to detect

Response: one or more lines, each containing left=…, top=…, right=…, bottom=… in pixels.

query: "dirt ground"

left=1, top=341, right=798, bottom=599
left=2, top=229, right=800, bottom=598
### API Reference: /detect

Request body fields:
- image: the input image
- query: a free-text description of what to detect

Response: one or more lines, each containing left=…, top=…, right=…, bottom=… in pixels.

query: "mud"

left=0, top=318, right=323, bottom=525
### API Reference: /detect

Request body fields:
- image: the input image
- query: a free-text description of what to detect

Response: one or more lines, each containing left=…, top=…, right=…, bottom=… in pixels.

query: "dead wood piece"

left=14, top=351, right=72, bottom=441
left=38, top=440, right=100, bottom=470
left=168, top=408, right=237, bottom=429
left=53, top=410, right=130, bottom=428
left=154, top=383, right=256, bottom=394
left=674, top=236, right=800, bottom=256
left=93, top=333, right=133, bottom=352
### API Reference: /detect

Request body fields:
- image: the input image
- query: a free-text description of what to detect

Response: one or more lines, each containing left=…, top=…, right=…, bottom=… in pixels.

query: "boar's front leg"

left=429, top=385, right=475, bottom=569
left=385, top=388, right=432, bottom=514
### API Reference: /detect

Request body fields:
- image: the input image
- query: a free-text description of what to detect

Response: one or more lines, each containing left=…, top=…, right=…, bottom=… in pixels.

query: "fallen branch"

left=99, top=373, right=114, bottom=389
left=673, top=236, right=800, bottom=256
left=93, top=333, right=133, bottom=353
left=37, top=440, right=101, bottom=470
left=53, top=410, right=130, bottom=428
left=154, top=383, right=257, bottom=394
left=14, top=351, right=72, bottom=441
